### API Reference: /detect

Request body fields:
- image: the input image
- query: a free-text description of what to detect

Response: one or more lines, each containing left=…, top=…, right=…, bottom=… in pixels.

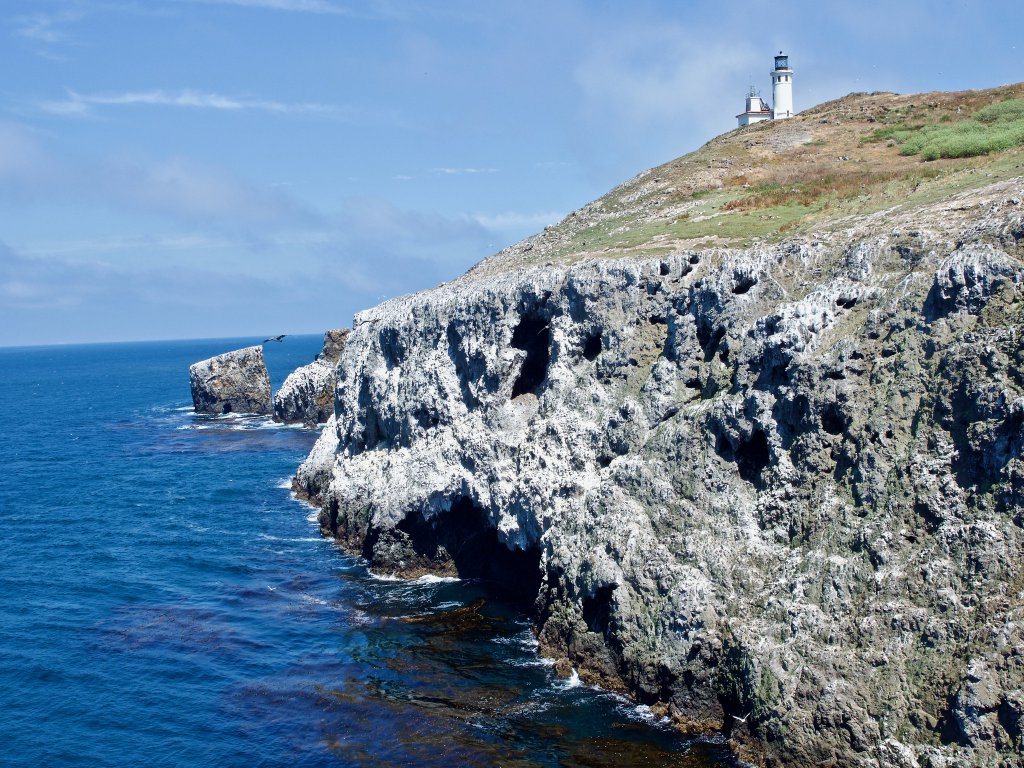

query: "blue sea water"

left=0, top=336, right=731, bottom=767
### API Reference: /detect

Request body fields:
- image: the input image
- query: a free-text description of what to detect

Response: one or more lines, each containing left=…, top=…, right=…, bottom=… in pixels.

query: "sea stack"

left=273, top=329, right=350, bottom=425
left=189, top=346, right=272, bottom=415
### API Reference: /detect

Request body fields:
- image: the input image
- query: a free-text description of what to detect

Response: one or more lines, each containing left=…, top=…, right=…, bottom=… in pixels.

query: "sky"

left=1, top=0, right=1021, bottom=346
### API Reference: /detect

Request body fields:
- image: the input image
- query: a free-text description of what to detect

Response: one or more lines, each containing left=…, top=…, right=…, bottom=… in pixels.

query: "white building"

left=736, top=86, right=772, bottom=127
left=736, top=52, right=795, bottom=128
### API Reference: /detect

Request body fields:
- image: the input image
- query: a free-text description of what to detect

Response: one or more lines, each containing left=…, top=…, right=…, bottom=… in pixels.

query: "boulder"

left=188, top=345, right=272, bottom=415
left=273, top=329, right=350, bottom=425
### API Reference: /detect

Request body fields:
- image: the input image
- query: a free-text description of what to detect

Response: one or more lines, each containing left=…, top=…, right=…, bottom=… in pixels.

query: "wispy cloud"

left=432, top=167, right=500, bottom=175
left=181, top=0, right=353, bottom=14
left=14, top=9, right=85, bottom=44
left=573, top=20, right=761, bottom=150
left=0, top=119, right=317, bottom=228
left=470, top=210, right=563, bottom=233
left=40, top=88, right=349, bottom=118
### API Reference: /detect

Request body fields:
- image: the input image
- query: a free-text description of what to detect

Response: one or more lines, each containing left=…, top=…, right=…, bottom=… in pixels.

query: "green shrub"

left=892, top=99, right=1024, bottom=160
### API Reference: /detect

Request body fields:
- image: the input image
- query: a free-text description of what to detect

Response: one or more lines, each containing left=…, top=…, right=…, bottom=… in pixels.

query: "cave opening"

left=820, top=404, right=848, bottom=436
left=222, top=403, right=232, bottom=414
left=583, top=332, right=602, bottom=361
left=397, top=498, right=543, bottom=608
left=732, top=275, right=757, bottom=295
left=511, top=314, right=551, bottom=398
left=697, top=324, right=727, bottom=363
left=582, top=584, right=617, bottom=638
left=735, top=430, right=771, bottom=483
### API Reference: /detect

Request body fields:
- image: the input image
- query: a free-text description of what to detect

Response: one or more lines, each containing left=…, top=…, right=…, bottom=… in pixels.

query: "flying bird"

left=263, top=334, right=287, bottom=343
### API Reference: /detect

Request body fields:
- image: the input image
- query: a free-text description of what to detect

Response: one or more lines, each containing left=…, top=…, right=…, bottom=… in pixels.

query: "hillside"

left=468, top=84, right=1024, bottom=276
left=296, top=84, right=1024, bottom=768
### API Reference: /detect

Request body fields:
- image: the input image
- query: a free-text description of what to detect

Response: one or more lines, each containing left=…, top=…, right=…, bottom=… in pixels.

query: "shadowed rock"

left=273, top=329, right=350, bottom=425
left=189, top=346, right=271, bottom=415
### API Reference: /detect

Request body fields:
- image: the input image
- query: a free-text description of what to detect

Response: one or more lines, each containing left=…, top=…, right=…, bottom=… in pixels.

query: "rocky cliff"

left=189, top=345, right=272, bottom=415
left=273, top=329, right=350, bottom=425
left=295, top=87, right=1024, bottom=767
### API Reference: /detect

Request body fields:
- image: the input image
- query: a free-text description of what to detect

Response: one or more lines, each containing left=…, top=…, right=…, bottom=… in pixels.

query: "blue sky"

left=1, top=0, right=1020, bottom=346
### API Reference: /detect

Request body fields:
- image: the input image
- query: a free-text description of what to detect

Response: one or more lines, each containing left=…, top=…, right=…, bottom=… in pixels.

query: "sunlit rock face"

left=296, top=179, right=1024, bottom=768
left=274, top=329, right=350, bottom=425
left=189, top=346, right=271, bottom=416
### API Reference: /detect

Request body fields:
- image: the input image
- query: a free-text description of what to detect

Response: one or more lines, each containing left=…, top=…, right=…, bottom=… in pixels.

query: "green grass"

left=888, top=99, right=1024, bottom=160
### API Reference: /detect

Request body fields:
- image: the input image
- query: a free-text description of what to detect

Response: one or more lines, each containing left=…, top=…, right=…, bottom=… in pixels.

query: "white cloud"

left=573, top=22, right=762, bottom=141
left=179, top=0, right=351, bottom=12
left=40, top=88, right=348, bottom=118
left=14, top=9, right=84, bottom=44
left=471, top=210, right=563, bottom=233
left=0, top=120, right=316, bottom=227
left=432, top=167, right=500, bottom=175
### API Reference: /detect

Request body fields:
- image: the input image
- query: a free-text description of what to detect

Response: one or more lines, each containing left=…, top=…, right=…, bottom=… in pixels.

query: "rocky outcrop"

left=295, top=176, right=1024, bottom=767
left=273, top=329, right=350, bottom=425
left=189, top=346, right=272, bottom=415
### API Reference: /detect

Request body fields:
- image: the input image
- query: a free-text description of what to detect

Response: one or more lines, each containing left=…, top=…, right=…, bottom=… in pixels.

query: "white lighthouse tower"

left=771, top=52, right=794, bottom=119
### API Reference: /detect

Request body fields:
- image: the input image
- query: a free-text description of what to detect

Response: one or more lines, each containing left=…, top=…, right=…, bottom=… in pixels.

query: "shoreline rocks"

left=273, top=329, right=350, bottom=425
left=188, top=345, right=271, bottom=415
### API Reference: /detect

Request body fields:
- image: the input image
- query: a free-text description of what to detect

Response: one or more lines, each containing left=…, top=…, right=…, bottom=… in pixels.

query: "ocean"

left=0, top=336, right=731, bottom=767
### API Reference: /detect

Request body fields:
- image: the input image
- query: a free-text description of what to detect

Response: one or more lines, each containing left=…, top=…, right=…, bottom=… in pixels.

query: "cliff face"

left=295, top=89, right=1024, bottom=767
left=273, top=329, right=350, bottom=425
left=189, top=345, right=272, bottom=415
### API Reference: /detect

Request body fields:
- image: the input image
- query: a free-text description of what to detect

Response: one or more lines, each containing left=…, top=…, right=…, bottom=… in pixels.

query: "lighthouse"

left=771, top=52, right=794, bottom=119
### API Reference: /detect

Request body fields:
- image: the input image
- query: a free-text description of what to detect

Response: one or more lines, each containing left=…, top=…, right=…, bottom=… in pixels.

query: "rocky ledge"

left=273, top=329, right=350, bottom=425
left=189, top=345, right=271, bottom=415
left=296, top=174, right=1024, bottom=767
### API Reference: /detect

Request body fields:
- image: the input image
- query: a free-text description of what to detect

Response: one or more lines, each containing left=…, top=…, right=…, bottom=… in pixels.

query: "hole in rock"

left=222, top=403, right=232, bottom=414
left=689, top=254, right=701, bottom=264
left=660, top=261, right=671, bottom=276
left=698, top=325, right=727, bottom=363
left=398, top=498, right=542, bottom=607
left=511, top=315, right=551, bottom=398
left=582, top=584, right=617, bottom=637
left=732, top=275, right=757, bottom=295
left=820, top=404, right=847, bottom=435
left=735, top=430, right=771, bottom=484
left=583, top=332, right=602, bottom=361
left=836, top=296, right=859, bottom=310
left=685, top=378, right=702, bottom=390
left=649, top=315, right=667, bottom=325
left=597, top=455, right=612, bottom=469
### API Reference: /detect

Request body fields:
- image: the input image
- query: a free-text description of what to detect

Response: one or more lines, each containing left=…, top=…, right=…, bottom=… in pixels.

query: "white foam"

left=560, top=669, right=582, bottom=689
left=415, top=574, right=460, bottom=584
left=367, top=571, right=403, bottom=582
left=629, top=704, right=657, bottom=722
left=305, top=510, right=319, bottom=523
left=276, top=476, right=293, bottom=489
left=173, top=406, right=194, bottom=412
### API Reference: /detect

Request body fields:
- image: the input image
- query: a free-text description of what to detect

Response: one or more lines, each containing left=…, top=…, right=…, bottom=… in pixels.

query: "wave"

left=275, top=477, right=293, bottom=489
left=415, top=574, right=460, bottom=584
left=558, top=669, right=583, bottom=689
